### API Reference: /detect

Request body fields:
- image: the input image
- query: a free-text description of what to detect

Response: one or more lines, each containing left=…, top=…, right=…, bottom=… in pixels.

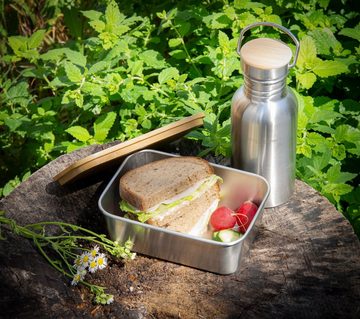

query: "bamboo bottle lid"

left=240, top=38, right=292, bottom=70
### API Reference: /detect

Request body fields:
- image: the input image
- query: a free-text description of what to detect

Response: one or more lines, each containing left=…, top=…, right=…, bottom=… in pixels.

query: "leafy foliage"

left=0, top=0, right=359, bottom=237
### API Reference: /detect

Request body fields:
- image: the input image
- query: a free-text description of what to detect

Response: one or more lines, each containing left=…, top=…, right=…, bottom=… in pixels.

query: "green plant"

left=0, top=0, right=359, bottom=237
left=0, top=210, right=135, bottom=304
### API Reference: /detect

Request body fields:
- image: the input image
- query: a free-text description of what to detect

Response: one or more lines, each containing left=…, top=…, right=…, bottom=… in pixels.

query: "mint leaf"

left=105, top=0, right=125, bottom=27
left=309, top=109, right=341, bottom=124
left=6, top=82, right=30, bottom=107
left=88, top=61, right=108, bottom=74
left=64, top=62, right=83, bottom=83
left=297, top=36, right=317, bottom=69
left=94, top=112, right=116, bottom=142
left=158, top=67, right=179, bottom=84
left=169, top=49, right=187, bottom=59
left=334, top=124, right=360, bottom=144
left=339, top=28, right=360, bottom=42
left=322, top=182, right=353, bottom=198
left=169, top=38, right=182, bottom=47
left=218, top=30, right=230, bottom=52
left=8, top=36, right=26, bottom=54
left=63, top=49, right=87, bottom=67
left=309, top=28, right=342, bottom=55
left=81, top=82, right=105, bottom=97
left=326, top=163, right=356, bottom=184
left=65, top=126, right=91, bottom=142
left=81, top=10, right=102, bottom=21
left=139, top=50, right=167, bottom=69
left=312, top=60, right=348, bottom=77
left=28, top=29, right=46, bottom=49
left=89, top=20, right=106, bottom=33
left=203, top=13, right=232, bottom=29
left=297, top=72, right=317, bottom=89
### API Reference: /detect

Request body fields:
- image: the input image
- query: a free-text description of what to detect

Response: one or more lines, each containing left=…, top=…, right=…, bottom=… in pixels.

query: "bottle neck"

left=243, top=74, right=287, bottom=101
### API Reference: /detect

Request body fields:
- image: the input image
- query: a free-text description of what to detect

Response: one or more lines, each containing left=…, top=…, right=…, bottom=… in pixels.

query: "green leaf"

left=309, top=109, right=341, bottom=124
left=309, top=28, right=342, bottom=56
left=63, top=49, right=87, bottom=67
left=130, top=60, right=143, bottom=76
left=312, top=151, right=332, bottom=172
left=65, top=126, right=91, bottom=142
left=312, top=60, right=348, bottom=77
left=218, top=30, right=230, bottom=52
left=81, top=10, right=102, bottom=21
left=88, top=61, right=108, bottom=74
left=40, top=48, right=65, bottom=61
left=169, top=38, right=182, bottom=47
left=322, top=182, right=353, bottom=197
left=334, top=124, right=360, bottom=144
left=28, top=29, right=46, bottom=49
left=3, top=180, right=16, bottom=197
left=306, top=132, right=325, bottom=145
left=141, top=118, right=152, bottom=129
left=41, top=48, right=87, bottom=66
left=158, top=67, right=179, bottom=84
left=64, top=62, right=83, bottom=83
left=139, top=50, right=167, bottom=69
left=94, top=112, right=117, bottom=142
left=81, top=82, right=105, bottom=97
left=89, top=20, right=106, bottom=33
left=4, top=117, right=24, bottom=132
left=297, top=36, right=317, bottom=69
left=8, top=36, right=26, bottom=54
left=6, top=81, right=29, bottom=99
left=203, top=13, right=232, bottom=29
left=177, top=21, right=191, bottom=36
left=339, top=28, right=360, bottom=42
left=326, top=163, right=356, bottom=184
left=169, top=49, right=187, bottom=59
left=297, top=72, right=317, bottom=89
left=105, top=1, right=124, bottom=27
left=311, top=124, right=335, bottom=134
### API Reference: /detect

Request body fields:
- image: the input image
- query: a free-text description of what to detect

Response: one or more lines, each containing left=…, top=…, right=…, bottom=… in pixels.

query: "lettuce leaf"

left=119, top=174, right=222, bottom=223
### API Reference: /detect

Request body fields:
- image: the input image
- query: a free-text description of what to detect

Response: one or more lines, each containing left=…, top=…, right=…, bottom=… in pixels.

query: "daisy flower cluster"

left=0, top=212, right=135, bottom=305
left=71, top=245, right=108, bottom=286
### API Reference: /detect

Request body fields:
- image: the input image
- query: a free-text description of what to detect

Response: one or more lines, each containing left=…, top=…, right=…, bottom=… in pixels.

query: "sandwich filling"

left=188, top=199, right=219, bottom=236
left=120, top=174, right=222, bottom=224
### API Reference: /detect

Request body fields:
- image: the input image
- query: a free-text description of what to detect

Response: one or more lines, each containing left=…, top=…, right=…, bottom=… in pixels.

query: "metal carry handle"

left=237, top=22, right=300, bottom=68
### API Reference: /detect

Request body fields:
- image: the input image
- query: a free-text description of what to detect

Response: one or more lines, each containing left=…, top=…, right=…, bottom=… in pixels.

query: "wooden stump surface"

left=1, top=141, right=359, bottom=319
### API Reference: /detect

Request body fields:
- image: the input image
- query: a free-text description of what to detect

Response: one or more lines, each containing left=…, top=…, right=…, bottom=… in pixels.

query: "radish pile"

left=210, top=201, right=258, bottom=243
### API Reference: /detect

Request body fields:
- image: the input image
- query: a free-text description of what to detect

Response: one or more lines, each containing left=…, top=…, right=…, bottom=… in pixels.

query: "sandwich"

left=119, top=156, right=222, bottom=236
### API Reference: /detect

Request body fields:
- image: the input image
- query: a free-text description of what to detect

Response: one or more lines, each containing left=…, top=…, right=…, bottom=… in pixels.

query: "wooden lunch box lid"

left=53, top=113, right=205, bottom=185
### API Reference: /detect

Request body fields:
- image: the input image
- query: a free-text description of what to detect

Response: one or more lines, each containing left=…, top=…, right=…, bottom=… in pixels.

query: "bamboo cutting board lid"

left=54, top=113, right=205, bottom=185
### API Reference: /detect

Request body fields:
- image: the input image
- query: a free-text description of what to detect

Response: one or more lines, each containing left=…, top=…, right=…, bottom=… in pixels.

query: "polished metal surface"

left=231, top=23, right=299, bottom=207
left=232, top=86, right=297, bottom=207
left=98, top=150, right=269, bottom=274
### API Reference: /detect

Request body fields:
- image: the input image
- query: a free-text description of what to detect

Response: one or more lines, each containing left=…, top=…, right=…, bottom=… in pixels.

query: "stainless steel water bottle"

left=231, top=22, right=300, bottom=207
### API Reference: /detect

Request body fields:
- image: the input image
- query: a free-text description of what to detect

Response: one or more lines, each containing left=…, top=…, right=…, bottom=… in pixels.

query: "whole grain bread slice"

left=119, top=157, right=214, bottom=211
left=147, top=183, right=220, bottom=234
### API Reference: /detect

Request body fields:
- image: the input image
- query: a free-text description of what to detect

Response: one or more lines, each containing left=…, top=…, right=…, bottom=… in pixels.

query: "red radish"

left=236, top=201, right=258, bottom=233
left=210, top=206, right=237, bottom=231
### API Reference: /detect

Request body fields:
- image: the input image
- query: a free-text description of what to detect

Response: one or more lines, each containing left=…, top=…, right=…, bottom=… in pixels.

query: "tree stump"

left=1, top=141, right=359, bottom=319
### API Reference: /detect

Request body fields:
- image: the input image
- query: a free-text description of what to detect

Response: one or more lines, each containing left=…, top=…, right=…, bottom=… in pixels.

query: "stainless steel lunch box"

left=98, top=149, right=269, bottom=274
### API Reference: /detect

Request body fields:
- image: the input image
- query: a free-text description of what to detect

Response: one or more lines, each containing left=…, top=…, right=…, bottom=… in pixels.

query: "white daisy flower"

left=88, top=259, right=98, bottom=273
left=79, top=252, right=91, bottom=267
left=96, top=253, right=108, bottom=270
left=71, top=269, right=86, bottom=286
left=73, top=256, right=85, bottom=270
left=89, top=245, right=100, bottom=258
left=106, top=294, right=114, bottom=304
